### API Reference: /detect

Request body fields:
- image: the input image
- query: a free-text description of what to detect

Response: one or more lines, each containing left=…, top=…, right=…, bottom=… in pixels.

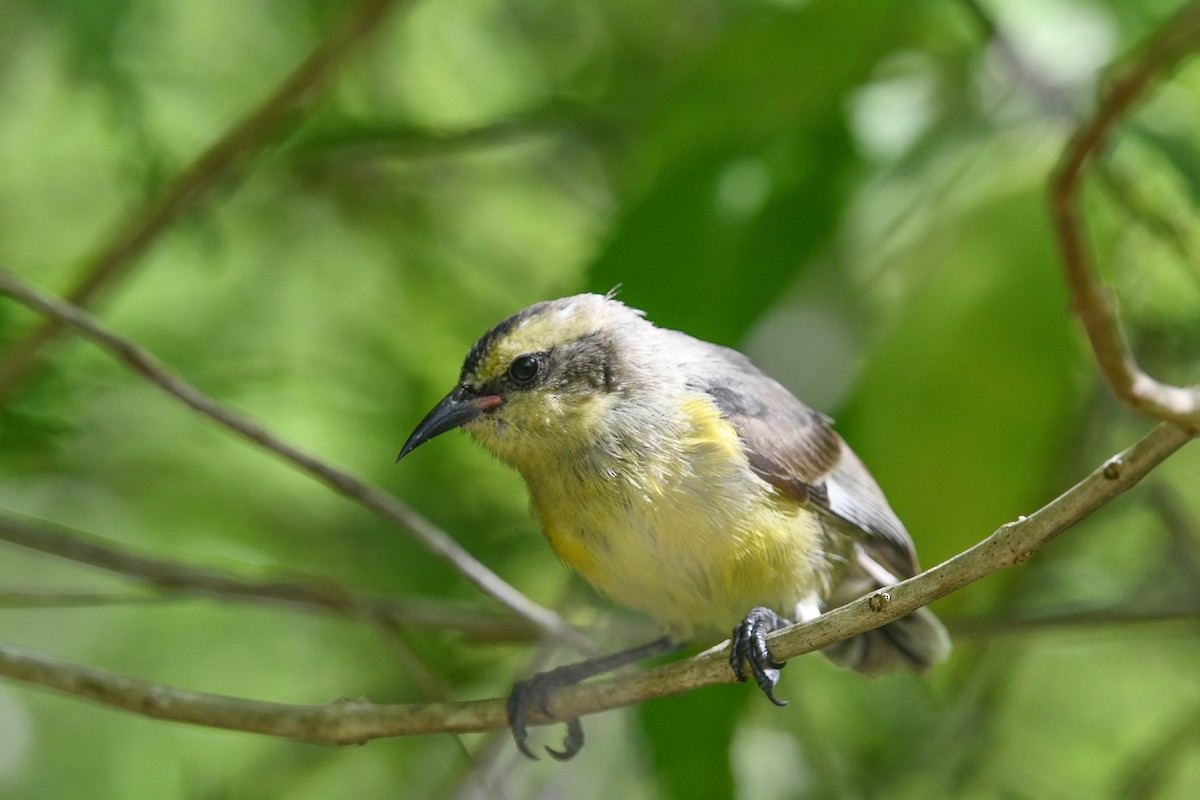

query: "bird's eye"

left=508, top=355, right=540, bottom=385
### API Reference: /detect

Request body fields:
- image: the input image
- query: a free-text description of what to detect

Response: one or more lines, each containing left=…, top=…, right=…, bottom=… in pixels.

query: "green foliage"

left=2, top=0, right=1200, bottom=798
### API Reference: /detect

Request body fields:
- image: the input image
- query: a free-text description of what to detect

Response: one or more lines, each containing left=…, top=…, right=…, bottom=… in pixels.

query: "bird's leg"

left=508, top=636, right=682, bottom=761
left=730, top=607, right=791, bottom=706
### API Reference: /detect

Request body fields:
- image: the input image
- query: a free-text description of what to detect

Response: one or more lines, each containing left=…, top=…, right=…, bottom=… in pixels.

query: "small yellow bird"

left=399, top=293, right=949, bottom=759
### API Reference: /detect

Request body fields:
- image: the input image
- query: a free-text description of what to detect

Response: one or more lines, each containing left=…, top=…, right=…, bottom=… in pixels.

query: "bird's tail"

left=819, top=547, right=951, bottom=675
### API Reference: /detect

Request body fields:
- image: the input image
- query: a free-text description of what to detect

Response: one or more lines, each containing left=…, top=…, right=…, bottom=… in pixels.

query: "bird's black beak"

left=397, top=386, right=503, bottom=461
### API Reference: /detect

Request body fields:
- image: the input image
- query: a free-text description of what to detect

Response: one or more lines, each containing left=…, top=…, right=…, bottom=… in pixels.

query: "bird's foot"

left=730, top=607, right=791, bottom=706
left=505, top=637, right=680, bottom=760
left=506, top=668, right=585, bottom=761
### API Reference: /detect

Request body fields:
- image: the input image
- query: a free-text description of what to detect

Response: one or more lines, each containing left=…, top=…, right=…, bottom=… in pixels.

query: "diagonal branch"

left=0, top=422, right=1191, bottom=744
left=1, top=0, right=1197, bottom=753
left=0, top=269, right=589, bottom=652
left=0, top=590, right=165, bottom=608
left=1049, top=3, right=1200, bottom=428
left=0, top=0, right=406, bottom=401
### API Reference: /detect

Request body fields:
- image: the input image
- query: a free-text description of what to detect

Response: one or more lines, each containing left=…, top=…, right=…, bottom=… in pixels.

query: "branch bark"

left=0, top=422, right=1190, bottom=744
left=0, top=0, right=1197, bottom=754
left=1049, top=3, right=1200, bottom=428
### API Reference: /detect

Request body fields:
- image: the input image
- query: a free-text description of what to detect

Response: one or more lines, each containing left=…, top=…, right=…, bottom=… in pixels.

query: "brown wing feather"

left=690, top=346, right=919, bottom=579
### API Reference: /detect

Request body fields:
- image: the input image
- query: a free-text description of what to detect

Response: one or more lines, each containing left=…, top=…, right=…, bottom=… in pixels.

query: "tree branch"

left=1049, top=3, right=1200, bottom=428
left=1, top=0, right=1197, bottom=752
left=15, top=505, right=1189, bottom=641
left=0, top=0, right=406, bottom=401
left=0, top=512, right=538, bottom=643
left=0, top=422, right=1190, bottom=744
left=0, top=590, right=164, bottom=609
left=0, top=269, right=589, bottom=652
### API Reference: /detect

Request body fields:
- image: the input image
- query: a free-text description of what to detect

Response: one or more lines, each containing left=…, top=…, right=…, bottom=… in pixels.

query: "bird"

left=398, top=292, right=949, bottom=760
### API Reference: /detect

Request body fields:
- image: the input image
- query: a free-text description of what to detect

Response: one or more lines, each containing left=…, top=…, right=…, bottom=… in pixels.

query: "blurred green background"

left=2, top=0, right=1200, bottom=797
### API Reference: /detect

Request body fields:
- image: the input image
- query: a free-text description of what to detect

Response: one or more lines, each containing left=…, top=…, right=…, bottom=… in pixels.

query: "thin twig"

left=1, top=0, right=1198, bottom=752
left=0, top=0, right=405, bottom=401
left=0, top=422, right=1190, bottom=744
left=0, top=269, right=589, bottom=652
left=1049, top=3, right=1200, bottom=427
left=0, top=512, right=538, bottom=643
left=0, top=590, right=166, bottom=609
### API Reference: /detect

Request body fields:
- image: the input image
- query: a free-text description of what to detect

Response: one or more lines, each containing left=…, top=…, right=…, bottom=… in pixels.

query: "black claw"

left=752, top=665, right=788, bottom=707
left=504, top=637, right=681, bottom=761
left=545, top=717, right=584, bottom=761
left=730, top=607, right=791, bottom=705
left=506, top=672, right=586, bottom=761
left=506, top=682, right=540, bottom=760
left=515, top=738, right=540, bottom=761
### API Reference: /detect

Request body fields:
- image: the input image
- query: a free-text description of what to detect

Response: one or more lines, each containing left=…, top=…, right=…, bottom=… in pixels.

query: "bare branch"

left=0, top=0, right=406, bottom=400
left=1050, top=4, right=1200, bottom=427
left=0, top=590, right=164, bottom=609
left=0, top=422, right=1190, bottom=743
left=533, top=422, right=1194, bottom=727
left=1, top=0, right=1196, bottom=752
left=0, top=269, right=590, bottom=652
left=0, top=641, right=491, bottom=745
left=0, top=512, right=538, bottom=643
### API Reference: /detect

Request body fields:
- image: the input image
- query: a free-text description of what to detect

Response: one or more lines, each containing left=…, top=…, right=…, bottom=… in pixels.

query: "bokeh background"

left=2, top=0, right=1200, bottom=797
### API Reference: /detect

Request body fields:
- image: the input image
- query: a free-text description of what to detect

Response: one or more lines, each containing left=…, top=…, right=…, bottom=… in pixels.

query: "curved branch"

left=0, top=0, right=406, bottom=400
left=0, top=269, right=589, bottom=652
left=2, top=2, right=1197, bottom=748
left=1050, top=3, right=1200, bottom=428
left=0, top=423, right=1190, bottom=744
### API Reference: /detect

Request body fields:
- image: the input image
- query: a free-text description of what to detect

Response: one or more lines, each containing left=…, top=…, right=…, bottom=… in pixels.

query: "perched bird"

left=399, top=293, right=949, bottom=760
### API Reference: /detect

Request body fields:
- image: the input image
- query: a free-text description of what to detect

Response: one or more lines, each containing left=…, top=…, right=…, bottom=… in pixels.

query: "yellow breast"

left=521, top=394, right=829, bottom=638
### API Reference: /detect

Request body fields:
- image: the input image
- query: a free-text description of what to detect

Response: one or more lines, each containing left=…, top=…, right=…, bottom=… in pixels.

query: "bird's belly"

left=532, top=475, right=829, bottom=639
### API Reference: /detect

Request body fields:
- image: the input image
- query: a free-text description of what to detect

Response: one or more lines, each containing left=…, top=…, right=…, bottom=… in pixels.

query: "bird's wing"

left=686, top=341, right=919, bottom=578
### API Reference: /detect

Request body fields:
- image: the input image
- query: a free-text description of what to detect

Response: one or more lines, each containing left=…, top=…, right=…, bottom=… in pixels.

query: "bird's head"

left=398, top=294, right=644, bottom=468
